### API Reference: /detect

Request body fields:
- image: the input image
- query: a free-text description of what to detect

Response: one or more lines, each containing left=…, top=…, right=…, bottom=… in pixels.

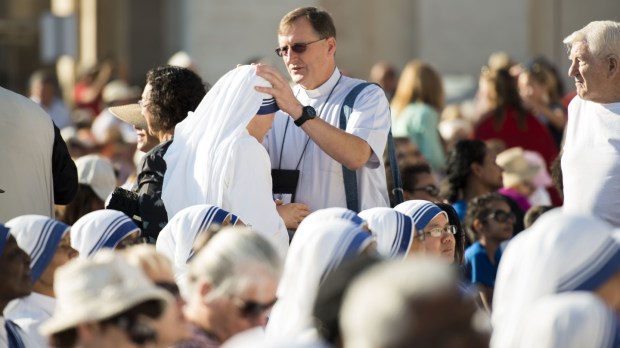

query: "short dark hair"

left=524, top=205, right=553, bottom=229
left=145, top=65, right=207, bottom=132
left=279, top=7, right=336, bottom=39
left=465, top=192, right=508, bottom=239
left=401, top=162, right=432, bottom=192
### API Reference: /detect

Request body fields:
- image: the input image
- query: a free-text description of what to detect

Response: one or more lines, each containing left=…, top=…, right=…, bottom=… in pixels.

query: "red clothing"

left=474, top=107, right=558, bottom=168
left=73, top=82, right=103, bottom=117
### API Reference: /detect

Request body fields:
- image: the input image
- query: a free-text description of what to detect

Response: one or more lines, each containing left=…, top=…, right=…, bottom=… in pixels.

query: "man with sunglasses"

left=256, top=7, right=391, bottom=216
left=401, top=162, right=441, bottom=202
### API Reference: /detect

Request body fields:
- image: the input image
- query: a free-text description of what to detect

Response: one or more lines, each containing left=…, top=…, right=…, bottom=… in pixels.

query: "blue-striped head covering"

left=394, top=200, right=448, bottom=232
left=301, top=207, right=365, bottom=227
left=0, top=224, right=9, bottom=255
left=492, top=209, right=620, bottom=347
left=257, top=97, right=279, bottom=115
left=71, top=210, right=140, bottom=258
left=359, top=207, right=416, bottom=259
left=6, top=215, right=71, bottom=283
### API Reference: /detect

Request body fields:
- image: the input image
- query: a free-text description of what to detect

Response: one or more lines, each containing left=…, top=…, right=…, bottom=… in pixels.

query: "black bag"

left=106, top=187, right=142, bottom=226
left=271, top=168, right=300, bottom=203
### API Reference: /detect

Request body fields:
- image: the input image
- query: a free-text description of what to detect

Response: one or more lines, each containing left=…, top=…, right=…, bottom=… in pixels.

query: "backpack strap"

left=339, top=83, right=403, bottom=212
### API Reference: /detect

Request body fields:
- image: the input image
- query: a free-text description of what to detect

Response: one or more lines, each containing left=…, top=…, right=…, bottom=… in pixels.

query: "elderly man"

left=181, top=227, right=282, bottom=347
left=561, top=20, right=620, bottom=227
left=256, top=7, right=391, bottom=218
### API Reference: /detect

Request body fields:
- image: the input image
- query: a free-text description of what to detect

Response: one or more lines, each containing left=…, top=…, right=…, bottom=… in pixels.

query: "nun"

left=491, top=210, right=620, bottom=348
left=155, top=204, right=240, bottom=298
left=4, top=215, right=76, bottom=347
left=162, top=65, right=289, bottom=257
left=266, top=212, right=373, bottom=342
left=358, top=207, right=422, bottom=259
left=70, top=209, right=141, bottom=258
left=513, top=292, right=620, bottom=348
left=0, top=224, right=37, bottom=347
left=395, top=200, right=458, bottom=263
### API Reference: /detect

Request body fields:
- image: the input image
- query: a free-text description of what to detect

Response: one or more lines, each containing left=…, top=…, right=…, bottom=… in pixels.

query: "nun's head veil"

left=358, top=207, right=416, bottom=259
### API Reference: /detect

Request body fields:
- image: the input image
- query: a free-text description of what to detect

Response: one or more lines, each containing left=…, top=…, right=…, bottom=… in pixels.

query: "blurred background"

left=1, top=0, right=619, bottom=105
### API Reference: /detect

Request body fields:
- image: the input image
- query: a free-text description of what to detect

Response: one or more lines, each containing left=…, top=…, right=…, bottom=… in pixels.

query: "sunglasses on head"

left=410, top=184, right=440, bottom=197
left=233, top=297, right=277, bottom=318
left=486, top=210, right=516, bottom=223
left=275, top=38, right=326, bottom=57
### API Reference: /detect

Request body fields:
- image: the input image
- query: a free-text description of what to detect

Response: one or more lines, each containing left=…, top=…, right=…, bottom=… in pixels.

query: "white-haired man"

left=561, top=20, right=620, bottom=227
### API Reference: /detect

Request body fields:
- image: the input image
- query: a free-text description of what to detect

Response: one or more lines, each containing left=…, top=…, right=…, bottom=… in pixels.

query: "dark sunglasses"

left=410, top=184, right=440, bottom=197
left=233, top=297, right=277, bottom=318
left=275, top=38, right=325, bottom=57
left=112, top=316, right=157, bottom=345
left=486, top=210, right=516, bottom=223
left=155, top=281, right=181, bottom=297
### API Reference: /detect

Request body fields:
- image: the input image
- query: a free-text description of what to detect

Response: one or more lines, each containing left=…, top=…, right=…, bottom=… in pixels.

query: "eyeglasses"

left=155, top=281, right=181, bottom=297
left=233, top=297, right=277, bottom=318
left=275, top=38, right=326, bottom=57
left=485, top=210, right=516, bottom=223
left=410, top=184, right=440, bottom=197
left=424, top=225, right=458, bottom=238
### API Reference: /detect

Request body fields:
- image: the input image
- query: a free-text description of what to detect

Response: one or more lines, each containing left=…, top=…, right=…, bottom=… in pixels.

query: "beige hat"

left=496, top=147, right=540, bottom=188
left=40, top=249, right=172, bottom=336
left=102, top=79, right=141, bottom=104
left=108, top=103, right=148, bottom=130
left=75, top=154, right=117, bottom=201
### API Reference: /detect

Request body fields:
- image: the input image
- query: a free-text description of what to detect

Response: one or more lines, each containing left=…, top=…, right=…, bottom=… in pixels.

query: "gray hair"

left=340, top=258, right=457, bottom=348
left=563, top=20, right=620, bottom=58
left=187, top=227, right=282, bottom=299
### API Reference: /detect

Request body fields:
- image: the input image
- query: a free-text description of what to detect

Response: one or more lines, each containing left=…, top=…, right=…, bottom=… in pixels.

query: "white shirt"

left=0, top=315, right=38, bottom=348
left=264, top=68, right=391, bottom=212
left=0, top=87, right=55, bottom=222
left=5, top=293, right=55, bottom=348
left=561, top=97, right=620, bottom=227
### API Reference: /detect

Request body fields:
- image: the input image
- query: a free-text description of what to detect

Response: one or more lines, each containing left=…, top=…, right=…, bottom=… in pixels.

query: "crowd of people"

left=1, top=6, right=620, bottom=348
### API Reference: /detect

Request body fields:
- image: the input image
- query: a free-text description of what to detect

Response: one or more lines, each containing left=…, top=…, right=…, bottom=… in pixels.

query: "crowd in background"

left=1, top=6, right=620, bottom=348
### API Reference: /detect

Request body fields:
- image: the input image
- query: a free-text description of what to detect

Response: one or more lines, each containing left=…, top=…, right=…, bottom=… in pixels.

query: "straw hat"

left=39, top=249, right=171, bottom=336
left=496, top=147, right=540, bottom=188
left=108, top=103, right=148, bottom=130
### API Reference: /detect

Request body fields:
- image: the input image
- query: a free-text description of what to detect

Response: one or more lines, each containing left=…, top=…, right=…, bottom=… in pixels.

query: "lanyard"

left=277, top=73, right=343, bottom=170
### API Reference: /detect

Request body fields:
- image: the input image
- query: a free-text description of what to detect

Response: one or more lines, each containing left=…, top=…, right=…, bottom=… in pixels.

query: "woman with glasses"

left=394, top=200, right=457, bottom=264
left=464, top=192, right=515, bottom=312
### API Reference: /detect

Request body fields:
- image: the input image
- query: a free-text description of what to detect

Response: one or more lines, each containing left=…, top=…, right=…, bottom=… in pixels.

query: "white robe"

left=5, top=293, right=55, bottom=348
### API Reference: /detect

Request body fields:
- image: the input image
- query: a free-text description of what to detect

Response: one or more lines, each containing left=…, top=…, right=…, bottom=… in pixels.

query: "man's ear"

left=327, top=37, right=337, bottom=56
left=200, top=281, right=213, bottom=304
left=607, top=54, right=618, bottom=78
left=473, top=218, right=484, bottom=233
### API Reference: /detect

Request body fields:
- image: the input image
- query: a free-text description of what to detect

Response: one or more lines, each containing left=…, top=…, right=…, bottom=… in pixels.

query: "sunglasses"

left=155, top=281, right=181, bottom=297
left=424, top=225, right=458, bottom=238
left=410, top=184, right=440, bottom=197
left=111, top=316, right=157, bottom=345
left=275, top=38, right=326, bottom=57
left=233, top=297, right=277, bottom=318
left=485, top=210, right=516, bottom=223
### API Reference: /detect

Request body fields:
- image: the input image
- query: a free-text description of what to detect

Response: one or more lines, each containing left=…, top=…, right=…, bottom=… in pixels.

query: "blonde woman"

left=390, top=60, right=446, bottom=173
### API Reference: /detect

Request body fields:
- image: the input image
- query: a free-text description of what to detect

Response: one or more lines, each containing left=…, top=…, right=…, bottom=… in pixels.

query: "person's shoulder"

left=0, top=87, right=51, bottom=123
left=464, top=241, right=484, bottom=257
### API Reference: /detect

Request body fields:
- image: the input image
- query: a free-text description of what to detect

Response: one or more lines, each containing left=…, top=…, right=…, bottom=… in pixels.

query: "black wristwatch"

left=294, top=106, right=317, bottom=127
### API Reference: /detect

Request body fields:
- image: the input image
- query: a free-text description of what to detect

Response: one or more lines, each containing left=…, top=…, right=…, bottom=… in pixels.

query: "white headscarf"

left=394, top=200, right=447, bottom=231
left=156, top=204, right=239, bottom=297
left=5, top=215, right=70, bottom=283
left=162, top=65, right=274, bottom=220
left=513, top=292, right=620, bottom=348
left=266, top=218, right=372, bottom=341
left=358, top=207, right=416, bottom=259
left=71, top=210, right=140, bottom=258
left=491, top=209, right=620, bottom=348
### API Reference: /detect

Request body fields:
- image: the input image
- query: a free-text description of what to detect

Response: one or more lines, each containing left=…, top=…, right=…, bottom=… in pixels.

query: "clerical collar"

left=299, top=68, right=341, bottom=99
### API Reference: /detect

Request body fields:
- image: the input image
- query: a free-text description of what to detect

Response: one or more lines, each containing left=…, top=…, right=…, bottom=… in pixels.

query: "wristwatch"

left=294, top=106, right=317, bottom=127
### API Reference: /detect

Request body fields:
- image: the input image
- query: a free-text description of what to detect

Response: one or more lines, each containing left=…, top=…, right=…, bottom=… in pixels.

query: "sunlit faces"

left=206, top=267, right=278, bottom=342
left=149, top=270, right=192, bottom=345
left=0, top=236, right=32, bottom=300
left=421, top=213, right=456, bottom=263
left=474, top=147, right=503, bottom=191
left=36, top=233, right=78, bottom=292
left=277, top=18, right=335, bottom=90
left=518, top=73, right=549, bottom=104
left=567, top=41, right=612, bottom=103
left=140, top=83, right=157, bottom=136
left=480, top=200, right=514, bottom=242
